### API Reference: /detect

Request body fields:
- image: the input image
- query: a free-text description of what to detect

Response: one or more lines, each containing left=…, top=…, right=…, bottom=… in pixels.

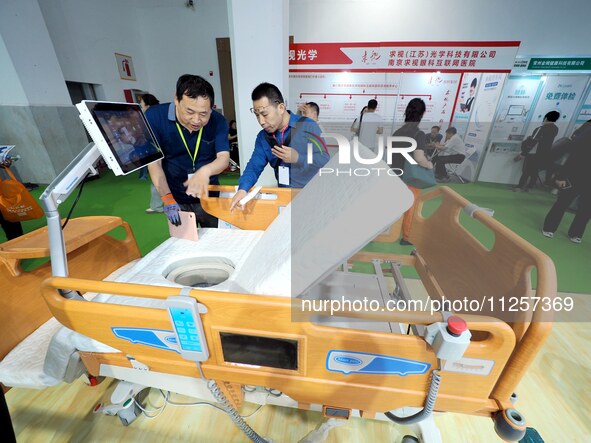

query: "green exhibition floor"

left=6, top=171, right=590, bottom=294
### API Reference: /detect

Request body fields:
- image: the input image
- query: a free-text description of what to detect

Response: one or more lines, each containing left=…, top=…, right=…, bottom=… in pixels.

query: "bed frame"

left=36, top=186, right=554, bottom=441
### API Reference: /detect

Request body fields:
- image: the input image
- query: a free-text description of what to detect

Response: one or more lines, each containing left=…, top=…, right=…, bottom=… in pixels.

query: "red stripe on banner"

left=449, top=72, right=464, bottom=124
left=289, top=68, right=512, bottom=74
left=290, top=43, right=353, bottom=65
left=290, top=41, right=520, bottom=48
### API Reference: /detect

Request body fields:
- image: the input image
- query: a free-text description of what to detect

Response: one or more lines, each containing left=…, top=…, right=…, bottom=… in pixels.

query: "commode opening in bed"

left=163, top=257, right=235, bottom=288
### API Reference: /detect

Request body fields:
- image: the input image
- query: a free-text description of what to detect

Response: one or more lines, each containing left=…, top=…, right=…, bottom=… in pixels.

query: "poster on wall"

left=289, top=42, right=520, bottom=73
left=289, top=41, right=519, bottom=156
left=489, top=75, right=544, bottom=141
left=525, top=75, right=590, bottom=138
left=456, top=73, right=506, bottom=181
left=451, top=73, right=481, bottom=137
left=574, top=86, right=591, bottom=131
left=393, top=72, right=460, bottom=130
left=478, top=75, right=544, bottom=184
left=290, top=71, right=401, bottom=139
left=115, top=53, right=136, bottom=81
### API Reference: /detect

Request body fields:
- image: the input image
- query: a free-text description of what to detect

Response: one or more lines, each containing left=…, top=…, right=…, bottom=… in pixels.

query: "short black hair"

left=306, top=101, right=320, bottom=116
left=545, top=111, right=560, bottom=122
left=251, top=82, right=284, bottom=105
left=367, top=99, right=378, bottom=110
left=431, top=125, right=440, bottom=131
left=141, top=93, right=159, bottom=107
left=446, top=127, right=457, bottom=135
left=403, top=98, right=426, bottom=123
left=470, top=78, right=477, bottom=88
left=176, top=74, right=215, bottom=106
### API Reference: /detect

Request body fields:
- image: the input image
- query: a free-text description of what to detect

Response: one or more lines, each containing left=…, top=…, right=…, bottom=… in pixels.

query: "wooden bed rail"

left=410, top=186, right=556, bottom=401
left=42, top=276, right=516, bottom=416
left=0, top=216, right=140, bottom=361
left=201, top=186, right=294, bottom=230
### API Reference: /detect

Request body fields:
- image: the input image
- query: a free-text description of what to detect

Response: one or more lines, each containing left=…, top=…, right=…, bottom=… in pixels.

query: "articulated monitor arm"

left=39, top=143, right=102, bottom=299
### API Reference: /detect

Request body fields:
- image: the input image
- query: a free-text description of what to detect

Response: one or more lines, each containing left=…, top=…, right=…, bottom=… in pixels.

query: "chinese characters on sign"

left=386, top=49, right=497, bottom=69
left=288, top=42, right=519, bottom=72
left=528, top=58, right=591, bottom=71
left=545, top=92, right=577, bottom=101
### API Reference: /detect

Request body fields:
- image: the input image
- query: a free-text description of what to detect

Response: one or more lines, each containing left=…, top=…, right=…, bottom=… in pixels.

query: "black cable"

left=61, top=175, right=88, bottom=229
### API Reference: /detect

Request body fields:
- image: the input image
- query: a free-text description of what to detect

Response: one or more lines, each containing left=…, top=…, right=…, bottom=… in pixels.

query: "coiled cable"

left=384, top=369, right=442, bottom=425
left=207, top=380, right=268, bottom=443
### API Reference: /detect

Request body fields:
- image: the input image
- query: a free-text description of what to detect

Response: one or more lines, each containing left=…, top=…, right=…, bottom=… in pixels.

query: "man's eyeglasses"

left=250, top=101, right=282, bottom=118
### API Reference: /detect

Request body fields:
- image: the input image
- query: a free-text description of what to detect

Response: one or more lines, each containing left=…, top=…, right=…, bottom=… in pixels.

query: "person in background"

left=0, top=158, right=23, bottom=241
left=542, top=123, right=591, bottom=244
left=432, top=127, right=466, bottom=181
left=230, top=82, right=328, bottom=211
left=350, top=106, right=368, bottom=137
left=390, top=98, right=433, bottom=246
left=228, top=119, right=239, bottom=171
left=358, top=99, right=384, bottom=152
left=138, top=94, right=160, bottom=181
left=146, top=75, right=229, bottom=227
left=425, top=125, right=443, bottom=157
left=301, top=102, right=320, bottom=122
left=513, top=111, right=560, bottom=192
left=138, top=94, right=165, bottom=213
left=301, top=101, right=325, bottom=133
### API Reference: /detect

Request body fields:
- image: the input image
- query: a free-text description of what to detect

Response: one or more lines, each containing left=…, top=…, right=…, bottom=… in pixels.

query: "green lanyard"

left=176, top=122, right=203, bottom=169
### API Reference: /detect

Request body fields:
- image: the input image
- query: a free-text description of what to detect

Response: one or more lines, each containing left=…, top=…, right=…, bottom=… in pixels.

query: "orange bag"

left=0, top=167, right=44, bottom=222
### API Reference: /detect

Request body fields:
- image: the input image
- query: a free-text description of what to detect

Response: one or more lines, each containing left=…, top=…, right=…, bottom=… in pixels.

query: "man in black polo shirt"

left=146, top=75, right=229, bottom=227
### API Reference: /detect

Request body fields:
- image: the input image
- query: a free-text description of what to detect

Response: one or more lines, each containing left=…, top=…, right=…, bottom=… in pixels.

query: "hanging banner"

left=290, top=71, right=401, bottom=138
left=393, top=73, right=460, bottom=125
left=451, top=73, right=482, bottom=137
left=489, top=75, right=545, bottom=141
left=456, top=73, right=507, bottom=181
left=525, top=75, right=589, bottom=139
left=574, top=88, right=591, bottom=131
left=289, top=41, right=519, bottom=157
left=478, top=75, right=545, bottom=185
left=289, top=41, right=520, bottom=72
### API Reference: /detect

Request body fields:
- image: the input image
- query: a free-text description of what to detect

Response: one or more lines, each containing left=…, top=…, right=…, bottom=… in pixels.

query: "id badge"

left=187, top=167, right=196, bottom=181
left=278, top=165, right=290, bottom=186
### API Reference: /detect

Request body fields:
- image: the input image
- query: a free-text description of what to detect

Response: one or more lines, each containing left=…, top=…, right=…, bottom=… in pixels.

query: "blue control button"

left=186, top=322, right=195, bottom=327
left=179, top=334, right=188, bottom=340
left=190, top=335, right=199, bottom=341
left=175, top=321, right=185, bottom=327
left=177, top=328, right=186, bottom=333
left=188, top=328, right=197, bottom=335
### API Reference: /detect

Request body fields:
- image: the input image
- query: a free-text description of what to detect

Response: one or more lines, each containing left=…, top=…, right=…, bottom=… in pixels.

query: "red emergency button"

left=447, top=315, right=467, bottom=336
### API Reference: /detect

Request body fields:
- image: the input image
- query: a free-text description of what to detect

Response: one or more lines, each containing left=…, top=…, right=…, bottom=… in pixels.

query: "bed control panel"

left=166, top=296, right=209, bottom=362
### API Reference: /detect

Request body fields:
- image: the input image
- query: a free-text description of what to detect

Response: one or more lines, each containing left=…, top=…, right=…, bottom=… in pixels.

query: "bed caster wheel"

left=84, top=374, right=104, bottom=386
left=401, top=436, right=419, bottom=443
left=116, top=398, right=141, bottom=427
left=494, top=408, right=526, bottom=441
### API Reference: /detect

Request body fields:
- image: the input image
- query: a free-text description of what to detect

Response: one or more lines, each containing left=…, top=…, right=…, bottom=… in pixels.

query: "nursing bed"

left=0, top=114, right=555, bottom=442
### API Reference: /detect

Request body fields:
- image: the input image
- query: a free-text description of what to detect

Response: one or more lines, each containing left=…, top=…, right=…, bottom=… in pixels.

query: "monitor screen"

left=81, top=101, right=163, bottom=174
left=507, top=105, right=524, bottom=116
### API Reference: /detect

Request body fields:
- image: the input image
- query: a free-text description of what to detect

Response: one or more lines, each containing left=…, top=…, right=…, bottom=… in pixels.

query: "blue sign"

left=326, top=350, right=430, bottom=376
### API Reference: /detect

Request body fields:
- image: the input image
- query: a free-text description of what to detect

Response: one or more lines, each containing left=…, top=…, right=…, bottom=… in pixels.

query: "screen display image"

left=86, top=102, right=162, bottom=173
left=507, top=105, right=525, bottom=116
